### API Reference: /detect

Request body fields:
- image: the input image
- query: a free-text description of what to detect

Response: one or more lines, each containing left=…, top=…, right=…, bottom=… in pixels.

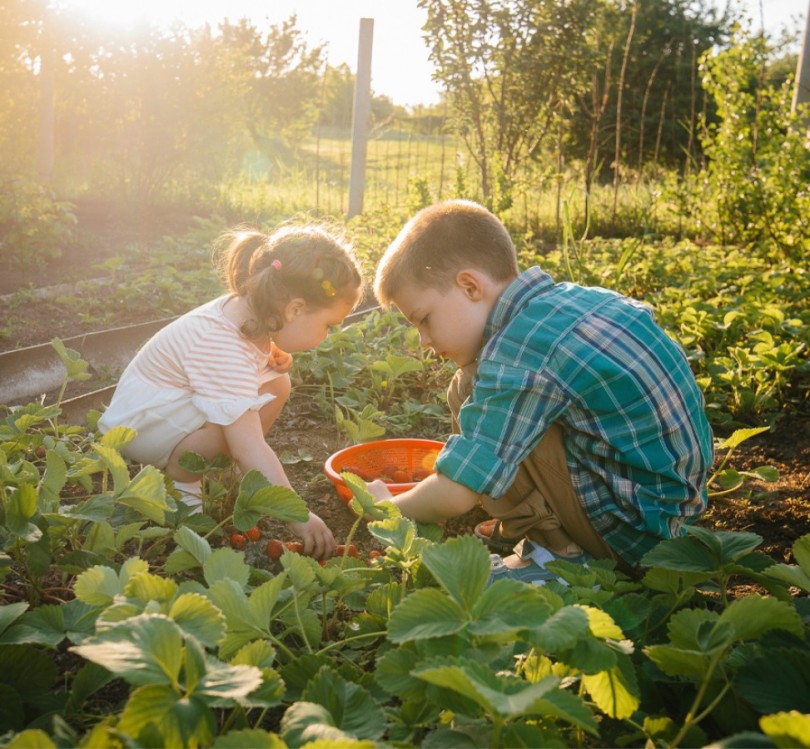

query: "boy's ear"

left=283, top=298, right=307, bottom=322
left=455, top=270, right=484, bottom=301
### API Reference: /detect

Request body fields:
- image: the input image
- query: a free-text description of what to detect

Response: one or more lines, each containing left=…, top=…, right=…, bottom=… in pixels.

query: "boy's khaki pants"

left=447, top=364, right=623, bottom=567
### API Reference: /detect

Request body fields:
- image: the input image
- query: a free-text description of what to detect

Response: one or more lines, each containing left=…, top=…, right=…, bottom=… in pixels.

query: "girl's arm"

left=223, top=410, right=337, bottom=559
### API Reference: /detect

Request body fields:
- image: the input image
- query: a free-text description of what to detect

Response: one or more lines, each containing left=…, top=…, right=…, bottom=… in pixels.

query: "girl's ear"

left=455, top=270, right=484, bottom=301
left=283, top=298, right=307, bottom=323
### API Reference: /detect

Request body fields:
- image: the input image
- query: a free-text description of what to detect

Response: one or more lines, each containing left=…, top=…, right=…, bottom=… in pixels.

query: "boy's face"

left=393, top=275, right=493, bottom=367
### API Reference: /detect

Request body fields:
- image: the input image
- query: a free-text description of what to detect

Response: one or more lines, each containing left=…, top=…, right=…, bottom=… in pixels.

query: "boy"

left=371, top=200, right=713, bottom=584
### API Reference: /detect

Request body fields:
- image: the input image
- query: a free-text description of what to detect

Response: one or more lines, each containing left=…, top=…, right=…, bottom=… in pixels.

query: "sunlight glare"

left=53, top=0, right=209, bottom=29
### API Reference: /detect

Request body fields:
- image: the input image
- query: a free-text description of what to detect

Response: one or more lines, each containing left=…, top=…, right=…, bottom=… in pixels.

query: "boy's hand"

left=366, top=479, right=394, bottom=501
left=267, top=342, right=293, bottom=373
left=289, top=513, right=336, bottom=560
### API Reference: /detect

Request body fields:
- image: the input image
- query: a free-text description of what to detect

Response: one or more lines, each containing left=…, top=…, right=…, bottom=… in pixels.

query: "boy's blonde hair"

left=374, top=200, right=519, bottom=308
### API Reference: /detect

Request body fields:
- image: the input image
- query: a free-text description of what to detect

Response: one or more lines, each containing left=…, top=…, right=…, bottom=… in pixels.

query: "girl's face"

left=272, top=293, right=359, bottom=353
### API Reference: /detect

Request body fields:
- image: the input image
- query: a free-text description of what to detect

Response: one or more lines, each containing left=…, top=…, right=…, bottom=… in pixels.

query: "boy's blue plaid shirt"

left=436, top=267, right=714, bottom=566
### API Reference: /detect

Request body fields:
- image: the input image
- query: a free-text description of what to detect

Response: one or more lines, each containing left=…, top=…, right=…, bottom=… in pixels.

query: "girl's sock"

left=173, top=480, right=202, bottom=515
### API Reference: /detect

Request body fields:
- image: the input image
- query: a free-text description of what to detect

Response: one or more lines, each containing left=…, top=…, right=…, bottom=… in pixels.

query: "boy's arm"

left=372, top=472, right=480, bottom=523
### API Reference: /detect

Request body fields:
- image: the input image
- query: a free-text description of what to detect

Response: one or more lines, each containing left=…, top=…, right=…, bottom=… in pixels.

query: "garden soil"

left=2, top=200, right=808, bottom=569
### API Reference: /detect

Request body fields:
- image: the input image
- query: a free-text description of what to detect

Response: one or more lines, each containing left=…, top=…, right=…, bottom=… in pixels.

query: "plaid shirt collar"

left=484, top=266, right=555, bottom=343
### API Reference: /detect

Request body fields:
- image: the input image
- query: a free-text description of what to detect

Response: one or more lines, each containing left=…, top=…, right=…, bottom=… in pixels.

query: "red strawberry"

left=266, top=539, right=284, bottom=560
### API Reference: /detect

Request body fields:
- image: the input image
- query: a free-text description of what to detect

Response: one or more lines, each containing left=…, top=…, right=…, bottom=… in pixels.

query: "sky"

left=55, top=0, right=807, bottom=109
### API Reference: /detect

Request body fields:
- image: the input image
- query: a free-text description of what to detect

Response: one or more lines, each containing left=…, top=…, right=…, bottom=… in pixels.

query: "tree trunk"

left=612, top=0, right=638, bottom=222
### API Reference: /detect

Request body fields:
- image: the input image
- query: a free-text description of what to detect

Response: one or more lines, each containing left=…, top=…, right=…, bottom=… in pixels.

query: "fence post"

left=348, top=18, right=374, bottom=219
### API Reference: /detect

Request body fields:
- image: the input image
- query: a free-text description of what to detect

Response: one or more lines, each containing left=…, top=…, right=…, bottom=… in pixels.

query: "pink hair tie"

left=271, top=259, right=282, bottom=271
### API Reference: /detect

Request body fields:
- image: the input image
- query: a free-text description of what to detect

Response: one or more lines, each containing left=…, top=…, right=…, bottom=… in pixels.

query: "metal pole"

left=347, top=17, right=373, bottom=219
left=792, top=0, right=810, bottom=123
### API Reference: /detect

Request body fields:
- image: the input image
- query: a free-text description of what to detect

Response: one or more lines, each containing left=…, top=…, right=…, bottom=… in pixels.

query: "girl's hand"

left=267, top=342, right=293, bottom=373
left=289, top=513, right=337, bottom=560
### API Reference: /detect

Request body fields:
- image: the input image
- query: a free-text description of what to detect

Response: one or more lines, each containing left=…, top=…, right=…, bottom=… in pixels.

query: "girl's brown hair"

left=374, top=200, right=519, bottom=307
left=217, top=224, right=362, bottom=341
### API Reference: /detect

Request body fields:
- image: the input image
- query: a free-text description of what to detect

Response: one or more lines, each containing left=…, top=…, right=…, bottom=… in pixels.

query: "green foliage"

left=0, top=179, right=76, bottom=269
left=292, top=309, right=455, bottom=443
left=0, top=331, right=806, bottom=747
left=699, top=30, right=810, bottom=260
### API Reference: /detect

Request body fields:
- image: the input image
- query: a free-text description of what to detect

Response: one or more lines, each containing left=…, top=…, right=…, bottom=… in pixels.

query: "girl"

left=98, top=224, right=363, bottom=559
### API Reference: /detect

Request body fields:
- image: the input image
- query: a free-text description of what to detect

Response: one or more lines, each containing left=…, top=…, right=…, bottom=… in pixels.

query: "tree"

left=216, top=16, right=325, bottom=152
left=0, top=0, right=45, bottom=174
left=418, top=0, right=595, bottom=206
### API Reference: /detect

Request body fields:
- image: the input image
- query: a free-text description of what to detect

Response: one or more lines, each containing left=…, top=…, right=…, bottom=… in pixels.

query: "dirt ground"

left=3, top=201, right=809, bottom=567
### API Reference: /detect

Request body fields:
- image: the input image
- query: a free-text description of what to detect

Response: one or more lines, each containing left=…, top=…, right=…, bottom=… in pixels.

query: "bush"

left=0, top=178, right=77, bottom=269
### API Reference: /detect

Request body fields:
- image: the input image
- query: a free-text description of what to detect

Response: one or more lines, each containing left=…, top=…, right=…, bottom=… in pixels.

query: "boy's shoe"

left=487, top=543, right=592, bottom=587
left=474, top=518, right=523, bottom=554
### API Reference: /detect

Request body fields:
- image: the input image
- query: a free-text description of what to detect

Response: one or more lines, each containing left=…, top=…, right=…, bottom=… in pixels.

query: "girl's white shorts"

left=97, top=368, right=283, bottom=468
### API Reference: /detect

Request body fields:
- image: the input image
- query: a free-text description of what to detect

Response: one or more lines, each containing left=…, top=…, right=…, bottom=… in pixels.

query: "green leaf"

left=343, top=472, right=399, bottom=520
left=0, top=603, right=66, bottom=647
left=793, top=534, right=810, bottom=573
left=0, top=602, right=28, bottom=636
left=6, top=484, right=41, bottom=542
left=581, top=655, right=639, bottom=719
left=125, top=571, right=178, bottom=603
left=203, top=547, right=251, bottom=589
left=299, top=666, right=386, bottom=740
left=116, top=465, right=171, bottom=523
left=199, top=659, right=263, bottom=700
left=760, top=710, right=810, bottom=745
left=414, top=656, right=597, bottom=733
left=213, top=728, right=287, bottom=748
left=71, top=614, right=184, bottom=687
left=234, top=470, right=309, bottom=526
left=0, top=643, right=58, bottom=700
left=247, top=576, right=288, bottom=625
left=174, top=526, right=213, bottom=566
left=718, top=594, right=804, bottom=640
left=714, top=427, right=769, bottom=450
left=230, top=640, right=277, bottom=670
left=641, top=528, right=763, bottom=572
left=387, top=589, right=467, bottom=643
left=169, top=593, right=227, bottom=649
left=118, top=685, right=214, bottom=748
left=60, top=495, right=115, bottom=523
left=468, top=581, right=554, bottom=637
left=420, top=536, right=489, bottom=610
left=39, top=449, right=67, bottom=508
left=280, top=701, right=348, bottom=745
left=4, top=729, right=57, bottom=749
left=51, top=338, right=92, bottom=381
left=93, top=443, right=132, bottom=494
left=98, top=425, right=137, bottom=452
left=374, top=646, right=424, bottom=700
left=736, top=648, right=810, bottom=713
left=73, top=565, right=122, bottom=606
left=532, top=606, right=591, bottom=652
left=367, top=516, right=417, bottom=550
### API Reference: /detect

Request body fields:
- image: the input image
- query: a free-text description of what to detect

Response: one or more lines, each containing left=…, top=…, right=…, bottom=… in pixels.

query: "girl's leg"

left=165, top=374, right=292, bottom=483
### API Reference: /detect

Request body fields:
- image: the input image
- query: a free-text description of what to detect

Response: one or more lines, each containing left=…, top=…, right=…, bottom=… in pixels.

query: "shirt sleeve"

left=435, top=359, right=571, bottom=497
left=183, top=324, right=273, bottom=425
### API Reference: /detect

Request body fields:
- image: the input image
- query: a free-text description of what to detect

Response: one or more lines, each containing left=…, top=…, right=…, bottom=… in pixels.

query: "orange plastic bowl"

left=324, top=438, right=445, bottom=504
